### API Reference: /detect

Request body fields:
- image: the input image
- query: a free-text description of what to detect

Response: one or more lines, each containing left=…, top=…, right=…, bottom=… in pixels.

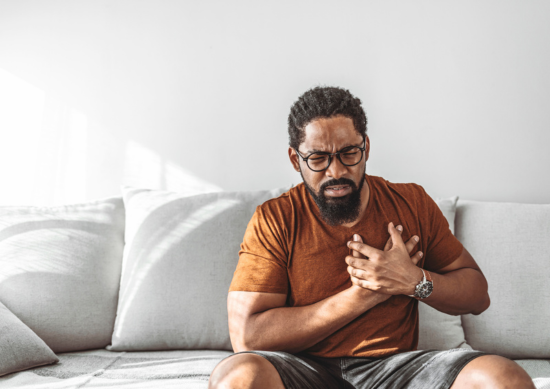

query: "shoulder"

left=255, top=184, right=304, bottom=223
left=369, top=175, right=429, bottom=203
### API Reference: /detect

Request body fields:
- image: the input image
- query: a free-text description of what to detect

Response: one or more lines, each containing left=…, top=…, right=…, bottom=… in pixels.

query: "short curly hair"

left=288, top=86, right=367, bottom=150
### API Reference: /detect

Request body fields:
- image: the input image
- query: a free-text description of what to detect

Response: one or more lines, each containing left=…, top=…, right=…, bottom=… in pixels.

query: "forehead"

left=302, top=116, right=362, bottom=152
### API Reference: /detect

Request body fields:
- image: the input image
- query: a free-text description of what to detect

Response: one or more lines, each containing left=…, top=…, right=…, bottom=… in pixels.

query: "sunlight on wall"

left=34, top=97, right=88, bottom=205
left=123, top=140, right=222, bottom=195
left=0, top=68, right=88, bottom=206
left=0, top=68, right=45, bottom=205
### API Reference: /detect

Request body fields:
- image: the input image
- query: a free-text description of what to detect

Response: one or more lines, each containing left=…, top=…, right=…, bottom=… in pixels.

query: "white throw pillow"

left=456, top=200, right=550, bottom=359
left=0, top=301, right=58, bottom=377
left=417, top=196, right=472, bottom=351
left=0, top=198, right=125, bottom=353
left=109, top=187, right=290, bottom=351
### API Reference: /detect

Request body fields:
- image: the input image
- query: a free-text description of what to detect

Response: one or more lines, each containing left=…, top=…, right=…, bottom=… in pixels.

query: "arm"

left=228, top=286, right=387, bottom=354
left=346, top=222, right=490, bottom=317
left=419, top=247, right=490, bottom=315
left=229, top=229, right=422, bottom=353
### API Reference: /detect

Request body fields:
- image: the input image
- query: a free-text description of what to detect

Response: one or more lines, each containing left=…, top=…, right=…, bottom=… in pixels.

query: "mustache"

left=320, top=178, right=358, bottom=192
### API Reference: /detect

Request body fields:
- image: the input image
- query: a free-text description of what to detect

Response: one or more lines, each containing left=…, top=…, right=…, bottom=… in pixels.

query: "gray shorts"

left=231, top=349, right=487, bottom=389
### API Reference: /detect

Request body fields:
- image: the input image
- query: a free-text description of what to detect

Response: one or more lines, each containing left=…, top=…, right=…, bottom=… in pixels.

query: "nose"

left=325, top=155, right=348, bottom=180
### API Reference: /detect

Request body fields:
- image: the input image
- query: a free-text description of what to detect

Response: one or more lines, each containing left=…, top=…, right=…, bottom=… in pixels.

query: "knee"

left=454, top=355, right=535, bottom=389
left=208, top=353, right=283, bottom=389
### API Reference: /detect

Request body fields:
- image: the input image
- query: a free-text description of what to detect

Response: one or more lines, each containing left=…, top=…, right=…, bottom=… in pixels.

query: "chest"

left=286, top=206, right=423, bottom=306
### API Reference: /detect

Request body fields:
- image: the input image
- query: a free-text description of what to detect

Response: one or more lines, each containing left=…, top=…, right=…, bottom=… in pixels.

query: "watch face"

left=416, top=281, right=433, bottom=299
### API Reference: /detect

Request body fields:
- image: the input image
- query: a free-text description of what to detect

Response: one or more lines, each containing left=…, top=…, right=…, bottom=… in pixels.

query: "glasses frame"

left=294, top=137, right=366, bottom=172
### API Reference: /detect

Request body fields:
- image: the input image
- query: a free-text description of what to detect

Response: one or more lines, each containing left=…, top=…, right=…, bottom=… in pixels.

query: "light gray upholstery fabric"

left=456, top=200, right=550, bottom=359
left=0, top=198, right=125, bottom=353
left=109, top=187, right=290, bottom=351
left=0, top=301, right=58, bottom=377
left=418, top=196, right=471, bottom=351
left=0, top=349, right=232, bottom=388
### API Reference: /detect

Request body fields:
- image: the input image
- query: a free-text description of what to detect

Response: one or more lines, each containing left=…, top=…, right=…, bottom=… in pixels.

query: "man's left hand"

left=346, top=222, right=424, bottom=295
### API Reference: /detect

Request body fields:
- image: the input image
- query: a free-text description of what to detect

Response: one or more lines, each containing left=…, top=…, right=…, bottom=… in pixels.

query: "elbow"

left=229, top=326, right=258, bottom=353
left=231, top=337, right=255, bottom=353
left=471, top=293, right=491, bottom=315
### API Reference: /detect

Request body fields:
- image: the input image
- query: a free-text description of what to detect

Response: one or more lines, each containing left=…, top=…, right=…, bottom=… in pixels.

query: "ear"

left=288, top=147, right=301, bottom=172
left=364, top=135, right=371, bottom=162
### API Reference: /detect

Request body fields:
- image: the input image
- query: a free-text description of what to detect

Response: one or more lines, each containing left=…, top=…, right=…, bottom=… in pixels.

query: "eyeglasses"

left=294, top=137, right=366, bottom=172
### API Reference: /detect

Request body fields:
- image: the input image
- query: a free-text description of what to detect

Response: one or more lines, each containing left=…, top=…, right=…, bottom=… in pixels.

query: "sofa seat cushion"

left=0, top=349, right=232, bottom=388
left=515, top=360, right=550, bottom=389
left=0, top=350, right=547, bottom=388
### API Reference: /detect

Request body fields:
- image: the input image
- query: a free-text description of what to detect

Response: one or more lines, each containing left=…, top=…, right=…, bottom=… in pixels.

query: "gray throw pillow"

left=0, top=197, right=125, bottom=353
left=0, top=301, right=58, bottom=376
left=109, top=187, right=289, bottom=351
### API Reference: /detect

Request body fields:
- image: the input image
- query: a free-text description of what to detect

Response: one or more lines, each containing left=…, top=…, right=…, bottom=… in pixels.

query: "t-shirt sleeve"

left=419, top=188, right=464, bottom=272
left=229, top=204, right=289, bottom=294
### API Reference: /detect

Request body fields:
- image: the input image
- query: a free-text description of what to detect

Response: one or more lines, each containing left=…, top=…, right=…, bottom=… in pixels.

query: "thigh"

left=234, top=351, right=354, bottom=389
left=209, top=352, right=285, bottom=389
left=342, top=349, right=488, bottom=389
left=451, top=355, right=536, bottom=389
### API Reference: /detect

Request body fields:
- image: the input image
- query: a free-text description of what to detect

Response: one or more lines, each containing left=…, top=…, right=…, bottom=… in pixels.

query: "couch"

left=0, top=185, right=549, bottom=389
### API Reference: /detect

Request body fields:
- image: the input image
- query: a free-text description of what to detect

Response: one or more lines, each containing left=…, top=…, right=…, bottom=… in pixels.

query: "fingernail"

left=419, top=252, right=423, bottom=257
left=354, top=234, right=360, bottom=241
left=389, top=222, right=394, bottom=228
left=397, top=225, right=403, bottom=231
left=414, top=236, right=419, bottom=242
left=347, top=241, right=351, bottom=247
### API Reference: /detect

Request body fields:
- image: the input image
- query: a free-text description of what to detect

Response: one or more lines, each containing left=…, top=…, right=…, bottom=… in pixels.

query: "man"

left=208, top=87, right=535, bottom=389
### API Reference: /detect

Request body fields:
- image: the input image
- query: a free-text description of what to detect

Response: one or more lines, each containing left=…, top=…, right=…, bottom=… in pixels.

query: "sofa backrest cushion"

left=456, top=200, right=550, bottom=359
left=418, top=196, right=471, bottom=351
left=0, top=300, right=58, bottom=376
left=109, top=187, right=290, bottom=351
left=0, top=197, right=125, bottom=353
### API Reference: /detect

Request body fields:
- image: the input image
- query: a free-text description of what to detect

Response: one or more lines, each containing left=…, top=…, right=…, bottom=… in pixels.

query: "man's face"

left=289, top=115, right=370, bottom=226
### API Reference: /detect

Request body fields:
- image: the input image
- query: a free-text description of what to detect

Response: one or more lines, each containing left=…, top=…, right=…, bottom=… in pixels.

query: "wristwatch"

left=408, top=269, right=433, bottom=300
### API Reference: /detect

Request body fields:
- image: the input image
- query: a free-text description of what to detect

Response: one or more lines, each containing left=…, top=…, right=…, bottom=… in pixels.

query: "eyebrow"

left=306, top=140, right=363, bottom=154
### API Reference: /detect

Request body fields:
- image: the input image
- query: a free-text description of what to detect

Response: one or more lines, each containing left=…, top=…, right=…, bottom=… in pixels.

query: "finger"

left=350, top=275, right=381, bottom=292
left=387, top=222, right=406, bottom=251
left=410, top=250, right=424, bottom=265
left=347, top=241, right=380, bottom=258
left=345, top=255, right=370, bottom=270
left=351, top=234, right=366, bottom=259
left=384, top=225, right=403, bottom=251
left=404, top=235, right=420, bottom=254
left=350, top=275, right=372, bottom=289
left=347, top=265, right=369, bottom=280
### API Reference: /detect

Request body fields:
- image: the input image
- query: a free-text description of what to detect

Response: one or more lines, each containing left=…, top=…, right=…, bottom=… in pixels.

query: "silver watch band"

left=407, top=268, right=426, bottom=298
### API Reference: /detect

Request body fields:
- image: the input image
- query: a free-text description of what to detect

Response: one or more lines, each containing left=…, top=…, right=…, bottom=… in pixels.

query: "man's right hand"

left=348, top=226, right=422, bottom=297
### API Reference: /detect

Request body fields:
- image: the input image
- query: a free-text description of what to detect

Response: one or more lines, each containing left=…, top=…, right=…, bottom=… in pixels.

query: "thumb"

left=351, top=234, right=366, bottom=259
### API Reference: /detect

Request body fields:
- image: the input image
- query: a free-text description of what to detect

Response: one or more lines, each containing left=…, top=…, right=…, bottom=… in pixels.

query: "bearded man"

left=208, top=86, right=535, bottom=389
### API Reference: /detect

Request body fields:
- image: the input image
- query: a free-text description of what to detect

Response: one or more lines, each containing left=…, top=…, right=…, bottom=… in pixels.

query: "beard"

left=300, top=169, right=366, bottom=226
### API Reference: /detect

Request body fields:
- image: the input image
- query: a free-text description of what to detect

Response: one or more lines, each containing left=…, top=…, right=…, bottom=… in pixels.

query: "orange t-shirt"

left=229, top=175, right=463, bottom=358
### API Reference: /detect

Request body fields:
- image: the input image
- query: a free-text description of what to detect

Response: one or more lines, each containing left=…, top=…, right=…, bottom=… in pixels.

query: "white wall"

left=1, top=0, right=549, bottom=205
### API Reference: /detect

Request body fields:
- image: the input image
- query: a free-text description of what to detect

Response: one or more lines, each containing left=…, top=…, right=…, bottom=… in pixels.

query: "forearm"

left=234, top=286, right=386, bottom=353
left=422, top=268, right=490, bottom=315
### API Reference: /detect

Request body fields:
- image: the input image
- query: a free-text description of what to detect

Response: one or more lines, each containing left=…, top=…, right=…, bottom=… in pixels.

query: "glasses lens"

left=339, top=147, right=363, bottom=166
left=307, top=153, right=330, bottom=171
